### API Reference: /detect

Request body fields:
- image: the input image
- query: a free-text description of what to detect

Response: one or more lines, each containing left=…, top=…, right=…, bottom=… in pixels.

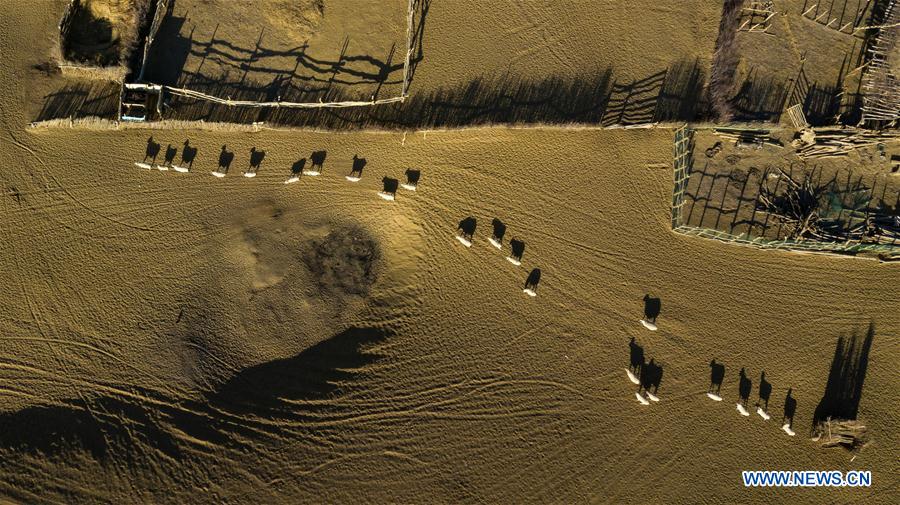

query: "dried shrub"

left=303, top=226, right=380, bottom=296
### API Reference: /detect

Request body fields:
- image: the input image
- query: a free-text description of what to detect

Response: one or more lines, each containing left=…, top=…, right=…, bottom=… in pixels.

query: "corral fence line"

left=138, top=0, right=171, bottom=82
left=57, top=0, right=76, bottom=59
left=800, top=0, right=878, bottom=37
left=126, top=0, right=417, bottom=118
left=860, top=0, right=899, bottom=125
left=673, top=224, right=899, bottom=257
left=671, top=124, right=694, bottom=228
left=739, top=1, right=776, bottom=33
left=669, top=124, right=900, bottom=261
left=401, top=0, right=416, bottom=97
left=28, top=117, right=672, bottom=133
left=163, top=86, right=407, bottom=108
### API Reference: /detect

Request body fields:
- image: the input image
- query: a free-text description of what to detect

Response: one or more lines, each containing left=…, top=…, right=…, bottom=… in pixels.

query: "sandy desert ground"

left=2, top=1, right=899, bottom=504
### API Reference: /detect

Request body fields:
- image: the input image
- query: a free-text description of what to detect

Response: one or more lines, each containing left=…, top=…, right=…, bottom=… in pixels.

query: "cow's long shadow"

left=0, top=326, right=390, bottom=460
left=629, top=337, right=644, bottom=376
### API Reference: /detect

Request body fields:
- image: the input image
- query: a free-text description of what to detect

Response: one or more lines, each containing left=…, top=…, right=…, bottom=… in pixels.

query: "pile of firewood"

left=713, top=127, right=783, bottom=147
left=795, top=128, right=900, bottom=159
left=812, top=418, right=870, bottom=452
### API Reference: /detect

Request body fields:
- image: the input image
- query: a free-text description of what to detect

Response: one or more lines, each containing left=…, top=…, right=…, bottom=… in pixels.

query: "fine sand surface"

left=412, top=0, right=721, bottom=87
left=3, top=2, right=900, bottom=504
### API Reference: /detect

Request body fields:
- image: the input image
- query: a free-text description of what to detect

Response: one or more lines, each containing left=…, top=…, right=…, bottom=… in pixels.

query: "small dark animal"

left=509, top=239, right=526, bottom=261
left=638, top=358, right=663, bottom=395
left=629, top=337, right=644, bottom=375
left=643, top=295, right=661, bottom=323
left=381, top=177, right=399, bottom=196
left=757, top=371, right=772, bottom=411
left=249, top=147, right=266, bottom=169
left=310, top=150, right=327, bottom=169
left=646, top=359, right=663, bottom=394
left=350, top=155, right=367, bottom=177
left=524, top=268, right=542, bottom=291
left=782, top=388, right=797, bottom=427
left=491, top=218, right=507, bottom=243
left=163, top=144, right=177, bottom=165
left=457, top=217, right=477, bottom=239
left=405, top=168, right=421, bottom=188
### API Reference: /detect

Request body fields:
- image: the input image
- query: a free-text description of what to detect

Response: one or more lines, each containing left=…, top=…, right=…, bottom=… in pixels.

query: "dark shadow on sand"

left=709, top=359, right=725, bottom=395
left=812, top=323, right=874, bottom=426
left=0, top=327, right=391, bottom=461
left=217, top=145, right=234, bottom=172
left=738, top=367, right=752, bottom=407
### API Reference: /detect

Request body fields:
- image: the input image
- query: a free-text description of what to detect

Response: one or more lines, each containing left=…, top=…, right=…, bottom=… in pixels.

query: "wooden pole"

left=401, top=0, right=415, bottom=98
